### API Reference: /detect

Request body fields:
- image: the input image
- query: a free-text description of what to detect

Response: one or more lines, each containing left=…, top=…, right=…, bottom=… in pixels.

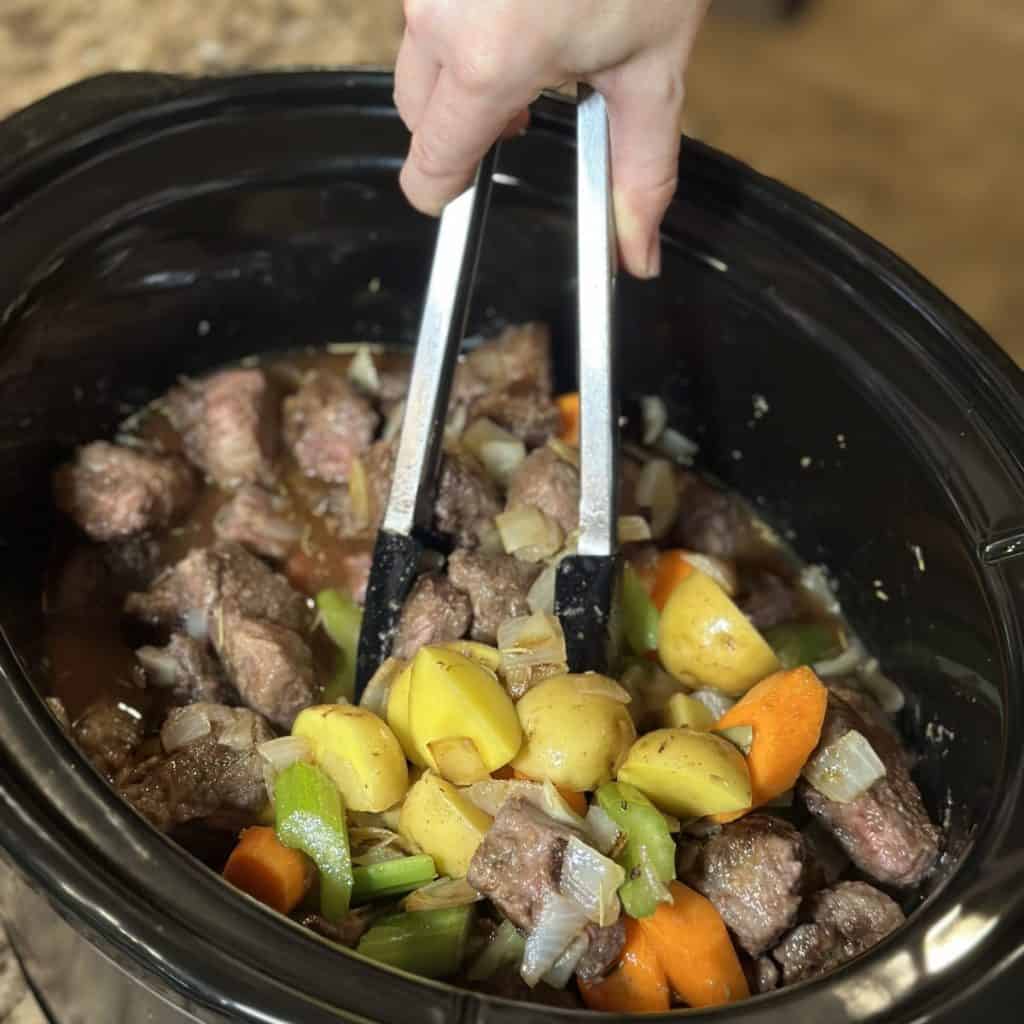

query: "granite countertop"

left=0, top=1, right=1020, bottom=1020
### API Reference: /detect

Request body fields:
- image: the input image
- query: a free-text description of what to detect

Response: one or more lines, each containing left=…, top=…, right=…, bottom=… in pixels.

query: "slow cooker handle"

left=0, top=71, right=191, bottom=181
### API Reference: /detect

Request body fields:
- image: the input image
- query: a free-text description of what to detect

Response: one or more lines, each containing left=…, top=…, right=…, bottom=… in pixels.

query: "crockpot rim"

left=0, top=68, right=1022, bottom=1023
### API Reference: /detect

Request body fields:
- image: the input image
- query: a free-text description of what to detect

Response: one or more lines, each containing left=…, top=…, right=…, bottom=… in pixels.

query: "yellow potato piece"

left=662, top=692, right=715, bottom=731
left=385, top=663, right=426, bottom=767
left=440, top=640, right=501, bottom=673
left=618, top=727, right=752, bottom=818
left=658, top=570, right=780, bottom=695
left=399, top=771, right=493, bottom=877
left=427, top=737, right=490, bottom=785
left=408, top=646, right=522, bottom=776
left=511, top=673, right=636, bottom=792
left=292, top=704, right=409, bottom=813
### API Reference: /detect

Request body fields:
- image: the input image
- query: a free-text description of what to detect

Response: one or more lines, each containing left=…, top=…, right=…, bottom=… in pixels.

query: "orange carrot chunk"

left=579, top=917, right=670, bottom=1014
left=638, top=881, right=749, bottom=1008
left=223, top=826, right=314, bottom=915
left=556, top=393, right=580, bottom=446
left=712, top=665, right=828, bottom=823
left=650, top=550, right=695, bottom=611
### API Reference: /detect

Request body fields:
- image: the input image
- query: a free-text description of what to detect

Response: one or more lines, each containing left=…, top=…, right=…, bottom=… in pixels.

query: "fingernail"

left=645, top=234, right=662, bottom=279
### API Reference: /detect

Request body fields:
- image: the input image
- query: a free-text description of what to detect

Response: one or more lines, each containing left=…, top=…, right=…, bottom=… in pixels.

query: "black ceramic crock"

left=0, top=70, right=1022, bottom=1024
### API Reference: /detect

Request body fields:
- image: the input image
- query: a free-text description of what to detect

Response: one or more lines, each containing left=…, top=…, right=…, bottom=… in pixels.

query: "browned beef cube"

left=166, top=368, right=277, bottom=487
left=467, top=798, right=582, bottom=931
left=213, top=485, right=301, bottom=561
left=674, top=475, right=763, bottom=560
left=682, top=814, right=807, bottom=956
left=468, top=389, right=561, bottom=447
left=799, top=693, right=940, bottom=887
left=506, top=446, right=581, bottom=536
left=463, top=323, right=553, bottom=396
left=392, top=574, right=472, bottom=660
left=738, top=570, right=803, bottom=631
left=125, top=542, right=310, bottom=636
left=54, top=442, right=195, bottom=541
left=136, top=633, right=229, bottom=706
left=283, top=370, right=379, bottom=483
left=752, top=956, right=780, bottom=993
left=327, top=439, right=396, bottom=539
left=72, top=698, right=145, bottom=779
left=447, top=549, right=540, bottom=644
left=772, top=881, right=904, bottom=984
left=575, top=920, right=627, bottom=983
left=215, top=615, right=316, bottom=731
left=120, top=704, right=273, bottom=831
left=435, top=452, right=502, bottom=549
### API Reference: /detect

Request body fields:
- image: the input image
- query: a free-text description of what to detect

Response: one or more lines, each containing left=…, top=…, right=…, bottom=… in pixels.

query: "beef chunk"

left=213, top=485, right=302, bottom=560
left=120, top=704, right=272, bottom=831
left=674, top=476, right=762, bottom=560
left=575, top=920, right=627, bottom=983
left=506, top=446, right=581, bottom=536
left=799, top=693, right=940, bottom=887
left=683, top=814, right=806, bottom=956
left=216, top=615, right=316, bottom=731
left=468, top=390, right=560, bottom=447
left=447, top=550, right=540, bottom=644
left=301, top=908, right=375, bottom=948
left=54, top=442, right=195, bottom=541
left=166, top=368, right=277, bottom=487
left=467, top=798, right=582, bottom=931
left=772, top=882, right=904, bottom=984
left=753, top=955, right=780, bottom=994
left=283, top=371, right=379, bottom=483
left=125, top=542, right=310, bottom=636
left=463, top=323, right=553, bottom=396
left=435, top=452, right=502, bottom=549
left=738, top=570, right=803, bottom=631
left=136, top=633, right=229, bottom=705
left=104, top=534, right=162, bottom=591
left=392, top=574, right=472, bottom=660
left=802, top=819, right=850, bottom=889
left=327, top=439, right=396, bottom=538
left=72, top=698, right=144, bottom=778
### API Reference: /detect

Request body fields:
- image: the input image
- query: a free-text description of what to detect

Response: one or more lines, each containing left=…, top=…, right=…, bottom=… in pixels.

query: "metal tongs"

left=354, top=86, right=619, bottom=697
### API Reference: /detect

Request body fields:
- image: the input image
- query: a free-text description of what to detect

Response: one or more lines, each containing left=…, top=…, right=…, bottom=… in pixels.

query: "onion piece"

left=857, top=658, right=906, bottom=713
left=526, top=561, right=558, bottom=615
left=498, top=612, right=568, bottom=695
left=682, top=552, right=738, bottom=596
left=802, top=728, right=887, bottom=803
left=347, top=456, right=370, bottom=532
left=161, top=705, right=212, bottom=753
left=618, top=515, right=652, bottom=544
left=257, top=734, right=314, bottom=797
left=462, top=417, right=526, bottom=486
left=584, top=805, right=622, bottom=856
left=690, top=688, right=736, bottom=720
left=403, top=876, right=484, bottom=912
left=496, top=505, right=564, bottom=562
left=521, top=893, right=589, bottom=987
left=546, top=437, right=580, bottom=468
left=560, top=836, right=624, bottom=927
left=543, top=932, right=591, bottom=989
left=347, top=345, right=380, bottom=395
left=635, top=458, right=680, bottom=540
left=359, top=657, right=407, bottom=718
left=462, top=779, right=586, bottom=831
left=640, top=395, right=668, bottom=446
left=656, top=427, right=699, bottom=466
left=814, top=636, right=866, bottom=677
left=714, top=725, right=754, bottom=756
left=382, top=399, right=406, bottom=442
left=800, top=564, right=841, bottom=616
left=467, top=919, right=526, bottom=981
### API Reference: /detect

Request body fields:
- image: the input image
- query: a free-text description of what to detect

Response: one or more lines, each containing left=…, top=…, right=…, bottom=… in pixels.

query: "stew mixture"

left=44, top=323, right=941, bottom=1011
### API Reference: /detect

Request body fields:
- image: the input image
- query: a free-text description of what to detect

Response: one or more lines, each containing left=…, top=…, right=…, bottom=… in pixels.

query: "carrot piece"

left=579, top=917, right=670, bottom=1014
left=556, top=393, right=580, bottom=446
left=512, top=769, right=588, bottom=816
left=712, top=666, right=828, bottom=823
left=638, top=882, right=749, bottom=1008
left=650, top=550, right=694, bottom=611
left=223, top=826, right=313, bottom=915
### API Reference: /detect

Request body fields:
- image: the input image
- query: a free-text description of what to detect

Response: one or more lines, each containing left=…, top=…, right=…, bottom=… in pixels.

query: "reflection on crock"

left=924, top=902, right=998, bottom=975
left=832, top=949, right=918, bottom=1017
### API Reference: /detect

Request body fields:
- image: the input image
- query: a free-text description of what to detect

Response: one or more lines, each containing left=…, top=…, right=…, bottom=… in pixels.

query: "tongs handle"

left=384, top=145, right=500, bottom=537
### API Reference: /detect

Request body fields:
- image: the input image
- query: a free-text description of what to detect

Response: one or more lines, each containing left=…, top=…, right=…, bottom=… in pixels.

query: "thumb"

left=596, top=60, right=687, bottom=278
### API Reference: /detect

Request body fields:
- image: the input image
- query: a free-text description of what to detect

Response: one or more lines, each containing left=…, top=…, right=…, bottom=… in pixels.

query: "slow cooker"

left=0, top=70, right=1021, bottom=1023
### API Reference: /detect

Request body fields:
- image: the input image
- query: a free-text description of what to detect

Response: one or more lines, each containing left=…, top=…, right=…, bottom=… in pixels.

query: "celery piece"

left=316, top=588, right=363, bottom=702
left=596, top=780, right=676, bottom=919
left=352, top=855, right=437, bottom=904
left=356, top=906, right=475, bottom=979
left=275, top=762, right=353, bottom=921
left=622, top=564, right=659, bottom=655
left=764, top=621, right=839, bottom=670
left=466, top=919, right=525, bottom=981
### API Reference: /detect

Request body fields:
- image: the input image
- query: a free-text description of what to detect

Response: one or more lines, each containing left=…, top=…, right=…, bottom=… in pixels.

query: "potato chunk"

left=658, top=569, right=779, bottom=695
left=618, top=727, right=752, bottom=818
left=292, top=704, right=408, bottom=812
left=399, top=771, right=493, bottom=877
left=511, top=673, right=636, bottom=792
left=662, top=692, right=715, bottom=731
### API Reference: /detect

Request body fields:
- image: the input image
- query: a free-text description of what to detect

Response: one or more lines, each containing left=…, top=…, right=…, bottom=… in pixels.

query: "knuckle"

left=409, top=131, right=452, bottom=181
left=450, top=48, right=504, bottom=96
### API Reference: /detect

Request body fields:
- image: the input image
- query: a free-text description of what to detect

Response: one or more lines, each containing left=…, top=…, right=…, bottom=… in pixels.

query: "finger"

left=595, top=59, right=686, bottom=278
left=400, top=67, right=534, bottom=215
left=393, top=31, right=441, bottom=133
left=500, top=107, right=531, bottom=139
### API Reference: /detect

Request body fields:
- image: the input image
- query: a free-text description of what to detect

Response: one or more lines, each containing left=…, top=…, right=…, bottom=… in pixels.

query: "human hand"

left=394, top=0, right=710, bottom=278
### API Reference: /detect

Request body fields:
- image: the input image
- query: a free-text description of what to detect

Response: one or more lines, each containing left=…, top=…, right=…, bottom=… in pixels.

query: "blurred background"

left=0, top=0, right=1020, bottom=363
